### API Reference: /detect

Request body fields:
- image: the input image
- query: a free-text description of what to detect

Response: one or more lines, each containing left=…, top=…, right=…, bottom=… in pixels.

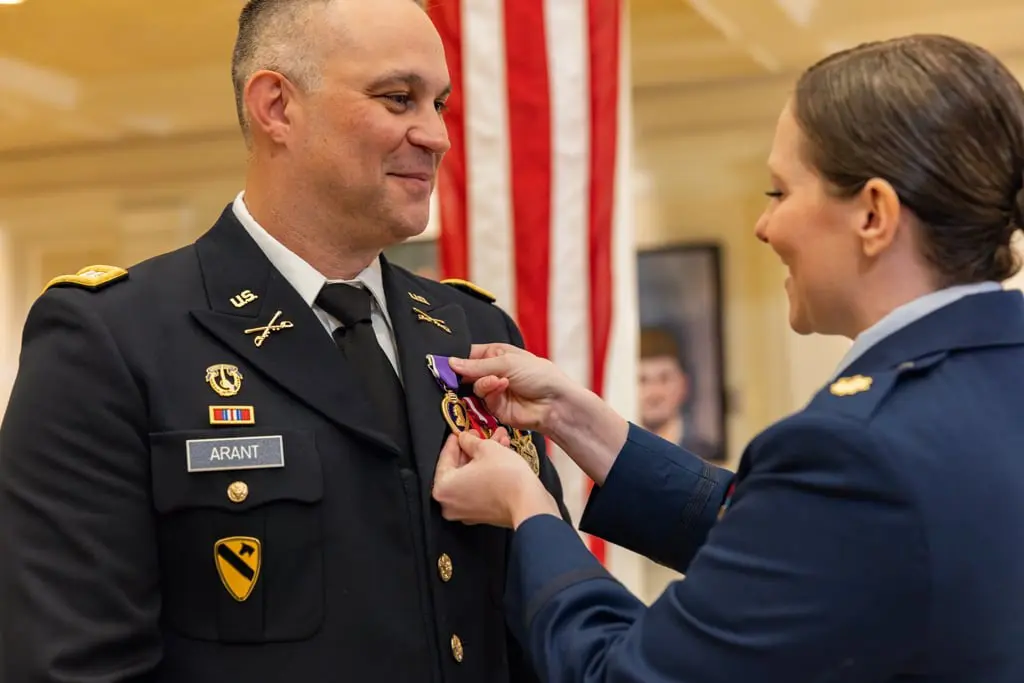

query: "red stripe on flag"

left=429, top=0, right=469, bottom=280
left=585, top=0, right=622, bottom=565
left=504, top=0, right=552, bottom=357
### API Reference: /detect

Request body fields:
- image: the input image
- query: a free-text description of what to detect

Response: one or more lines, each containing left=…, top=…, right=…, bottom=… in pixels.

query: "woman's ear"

left=856, top=177, right=902, bottom=258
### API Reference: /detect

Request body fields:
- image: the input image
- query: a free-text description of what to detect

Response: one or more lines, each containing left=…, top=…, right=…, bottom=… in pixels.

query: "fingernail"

left=449, top=357, right=464, bottom=368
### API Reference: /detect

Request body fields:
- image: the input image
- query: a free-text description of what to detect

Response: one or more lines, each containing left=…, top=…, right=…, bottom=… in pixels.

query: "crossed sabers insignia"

left=244, top=310, right=294, bottom=346
left=412, top=307, right=451, bottom=334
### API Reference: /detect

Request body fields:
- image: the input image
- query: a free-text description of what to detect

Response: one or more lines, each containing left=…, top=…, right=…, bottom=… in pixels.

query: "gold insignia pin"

left=214, top=536, right=261, bottom=601
left=230, top=289, right=259, bottom=308
left=227, top=480, right=249, bottom=503
left=408, top=292, right=430, bottom=306
left=510, top=429, right=541, bottom=476
left=206, top=364, right=244, bottom=397
left=413, top=307, right=451, bottom=334
left=829, top=374, right=873, bottom=397
left=244, top=310, right=294, bottom=346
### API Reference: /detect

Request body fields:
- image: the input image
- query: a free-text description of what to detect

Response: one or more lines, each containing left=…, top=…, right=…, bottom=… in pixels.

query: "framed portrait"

left=636, top=243, right=727, bottom=462
left=384, top=238, right=440, bottom=280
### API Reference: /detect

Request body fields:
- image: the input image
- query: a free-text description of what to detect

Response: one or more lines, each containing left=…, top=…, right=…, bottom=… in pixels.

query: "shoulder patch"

left=42, top=264, right=128, bottom=295
left=441, top=278, right=496, bottom=303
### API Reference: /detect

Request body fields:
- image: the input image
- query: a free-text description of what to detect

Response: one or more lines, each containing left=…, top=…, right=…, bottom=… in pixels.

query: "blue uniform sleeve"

left=579, top=423, right=733, bottom=572
left=504, top=416, right=929, bottom=683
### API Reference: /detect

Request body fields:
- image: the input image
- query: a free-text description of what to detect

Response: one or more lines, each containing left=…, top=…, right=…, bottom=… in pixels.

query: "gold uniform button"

left=450, top=634, right=464, bottom=663
left=227, top=481, right=248, bottom=503
left=437, top=553, right=453, bottom=582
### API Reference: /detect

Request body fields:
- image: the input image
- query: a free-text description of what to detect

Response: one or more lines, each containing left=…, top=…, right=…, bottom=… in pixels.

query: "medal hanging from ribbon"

left=426, top=354, right=497, bottom=438
left=426, top=354, right=540, bottom=475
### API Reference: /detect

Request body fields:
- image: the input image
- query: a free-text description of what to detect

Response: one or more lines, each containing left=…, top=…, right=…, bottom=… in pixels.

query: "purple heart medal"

left=425, top=353, right=539, bottom=474
left=426, top=354, right=472, bottom=435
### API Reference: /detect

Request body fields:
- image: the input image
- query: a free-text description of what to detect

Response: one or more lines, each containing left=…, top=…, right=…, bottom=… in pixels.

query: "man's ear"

left=855, top=177, right=902, bottom=258
left=243, top=70, right=297, bottom=145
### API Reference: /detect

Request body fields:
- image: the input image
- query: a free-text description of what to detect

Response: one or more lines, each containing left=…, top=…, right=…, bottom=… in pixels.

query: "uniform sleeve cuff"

left=504, top=514, right=611, bottom=643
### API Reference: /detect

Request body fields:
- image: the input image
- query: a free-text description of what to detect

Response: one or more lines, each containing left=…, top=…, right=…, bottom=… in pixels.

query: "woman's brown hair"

left=794, top=34, right=1024, bottom=284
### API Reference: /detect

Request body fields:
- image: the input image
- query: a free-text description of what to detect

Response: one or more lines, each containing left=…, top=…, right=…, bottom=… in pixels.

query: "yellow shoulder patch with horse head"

left=42, top=265, right=128, bottom=295
left=441, top=278, right=496, bottom=303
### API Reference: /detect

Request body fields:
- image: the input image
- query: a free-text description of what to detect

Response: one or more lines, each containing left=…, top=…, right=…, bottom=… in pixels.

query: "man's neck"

left=242, top=177, right=382, bottom=281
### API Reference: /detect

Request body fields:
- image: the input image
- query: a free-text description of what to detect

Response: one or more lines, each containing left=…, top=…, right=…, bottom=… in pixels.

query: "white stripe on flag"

left=462, top=1, right=516, bottom=310
left=544, top=0, right=592, bottom=525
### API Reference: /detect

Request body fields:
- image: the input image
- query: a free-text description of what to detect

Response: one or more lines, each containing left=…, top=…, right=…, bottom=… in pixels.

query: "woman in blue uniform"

left=431, top=34, right=1024, bottom=683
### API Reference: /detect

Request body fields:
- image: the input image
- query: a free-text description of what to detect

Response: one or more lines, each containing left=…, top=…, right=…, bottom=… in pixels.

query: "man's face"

left=638, top=355, right=688, bottom=429
left=294, top=0, right=451, bottom=247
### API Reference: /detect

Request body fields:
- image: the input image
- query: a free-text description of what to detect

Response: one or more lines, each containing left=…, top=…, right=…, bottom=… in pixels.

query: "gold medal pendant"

left=510, top=429, right=541, bottom=476
left=441, top=390, right=469, bottom=433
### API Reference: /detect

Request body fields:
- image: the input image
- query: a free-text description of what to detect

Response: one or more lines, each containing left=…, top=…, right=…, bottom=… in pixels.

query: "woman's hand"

left=448, top=343, right=576, bottom=433
left=432, top=430, right=561, bottom=529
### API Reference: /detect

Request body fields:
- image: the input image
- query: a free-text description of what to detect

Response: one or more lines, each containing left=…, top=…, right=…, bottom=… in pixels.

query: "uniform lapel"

left=189, top=207, right=401, bottom=456
left=383, top=260, right=471, bottom=486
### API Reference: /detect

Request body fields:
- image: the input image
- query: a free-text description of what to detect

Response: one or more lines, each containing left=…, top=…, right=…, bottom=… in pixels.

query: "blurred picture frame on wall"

left=637, top=243, right=727, bottom=463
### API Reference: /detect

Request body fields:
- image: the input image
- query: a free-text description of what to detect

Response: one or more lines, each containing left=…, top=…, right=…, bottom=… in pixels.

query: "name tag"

left=186, top=435, right=285, bottom=473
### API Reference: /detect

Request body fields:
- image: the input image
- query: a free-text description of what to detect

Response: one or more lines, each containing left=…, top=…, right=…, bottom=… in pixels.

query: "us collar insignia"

left=230, top=289, right=259, bottom=309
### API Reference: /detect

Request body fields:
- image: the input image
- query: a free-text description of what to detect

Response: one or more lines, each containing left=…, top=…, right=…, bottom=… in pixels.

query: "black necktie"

left=315, top=284, right=411, bottom=458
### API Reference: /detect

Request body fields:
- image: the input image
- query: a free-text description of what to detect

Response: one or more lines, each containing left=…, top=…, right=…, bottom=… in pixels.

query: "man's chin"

left=384, top=211, right=431, bottom=243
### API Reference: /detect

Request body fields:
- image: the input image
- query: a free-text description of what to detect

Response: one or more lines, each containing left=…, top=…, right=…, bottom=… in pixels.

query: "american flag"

left=428, top=0, right=639, bottom=582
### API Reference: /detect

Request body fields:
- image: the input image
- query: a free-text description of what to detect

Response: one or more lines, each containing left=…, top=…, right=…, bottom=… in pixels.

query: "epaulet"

left=808, top=351, right=949, bottom=421
left=41, top=265, right=128, bottom=295
left=441, top=278, right=496, bottom=303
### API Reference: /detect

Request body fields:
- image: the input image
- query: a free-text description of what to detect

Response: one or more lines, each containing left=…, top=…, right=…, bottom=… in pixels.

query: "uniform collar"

left=835, top=287, right=1024, bottom=378
left=832, top=281, right=1003, bottom=380
left=231, top=191, right=392, bottom=327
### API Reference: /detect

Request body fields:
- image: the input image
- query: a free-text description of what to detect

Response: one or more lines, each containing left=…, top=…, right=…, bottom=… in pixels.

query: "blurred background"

left=2, top=0, right=1024, bottom=600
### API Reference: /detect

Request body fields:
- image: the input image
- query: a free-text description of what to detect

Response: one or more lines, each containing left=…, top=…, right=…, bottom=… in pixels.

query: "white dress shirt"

left=231, top=191, right=402, bottom=380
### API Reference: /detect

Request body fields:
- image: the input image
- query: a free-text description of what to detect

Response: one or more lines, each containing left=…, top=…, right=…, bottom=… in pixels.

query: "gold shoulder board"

left=42, top=264, right=128, bottom=295
left=441, top=278, right=496, bottom=303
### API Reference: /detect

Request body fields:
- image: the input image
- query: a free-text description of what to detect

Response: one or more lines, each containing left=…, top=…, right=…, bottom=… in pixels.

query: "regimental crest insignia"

left=829, top=374, right=873, bottom=397
left=214, top=536, right=262, bottom=602
left=206, top=364, right=244, bottom=397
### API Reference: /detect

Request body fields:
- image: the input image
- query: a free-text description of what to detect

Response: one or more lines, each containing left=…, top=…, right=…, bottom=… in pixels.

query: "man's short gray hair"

left=230, top=0, right=428, bottom=146
left=230, top=0, right=334, bottom=144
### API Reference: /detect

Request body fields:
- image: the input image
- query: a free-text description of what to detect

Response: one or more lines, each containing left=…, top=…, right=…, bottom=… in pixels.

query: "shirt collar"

left=831, top=280, right=1003, bottom=380
left=231, top=191, right=392, bottom=322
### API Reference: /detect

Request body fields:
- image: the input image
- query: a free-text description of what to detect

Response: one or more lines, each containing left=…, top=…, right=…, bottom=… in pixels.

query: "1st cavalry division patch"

left=214, top=536, right=262, bottom=601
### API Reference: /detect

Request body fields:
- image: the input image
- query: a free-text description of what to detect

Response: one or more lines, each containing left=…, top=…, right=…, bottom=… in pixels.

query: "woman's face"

left=755, top=103, right=866, bottom=336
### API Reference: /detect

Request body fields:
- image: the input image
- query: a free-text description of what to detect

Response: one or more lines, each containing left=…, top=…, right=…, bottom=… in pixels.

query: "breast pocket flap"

left=149, top=429, right=322, bottom=513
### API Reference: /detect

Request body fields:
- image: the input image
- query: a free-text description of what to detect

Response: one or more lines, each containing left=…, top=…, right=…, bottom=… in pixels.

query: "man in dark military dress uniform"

left=0, top=0, right=567, bottom=681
